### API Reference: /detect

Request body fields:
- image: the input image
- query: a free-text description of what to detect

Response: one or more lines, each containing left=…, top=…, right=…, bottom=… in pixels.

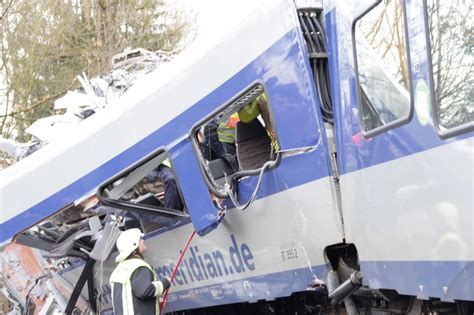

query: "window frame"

left=96, top=148, right=189, bottom=220
left=351, top=0, right=415, bottom=138
left=422, top=0, right=474, bottom=139
left=189, top=81, right=281, bottom=199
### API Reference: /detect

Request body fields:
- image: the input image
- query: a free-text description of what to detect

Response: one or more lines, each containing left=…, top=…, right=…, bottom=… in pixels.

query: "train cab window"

left=191, top=84, right=280, bottom=199
left=97, top=150, right=188, bottom=222
left=353, top=0, right=413, bottom=137
left=425, top=0, right=473, bottom=137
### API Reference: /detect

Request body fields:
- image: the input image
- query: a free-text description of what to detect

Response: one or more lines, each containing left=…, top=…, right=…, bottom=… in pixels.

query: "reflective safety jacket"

left=238, top=94, right=280, bottom=151
left=217, top=112, right=240, bottom=143
left=110, top=257, right=167, bottom=315
left=162, top=158, right=171, bottom=169
left=238, top=94, right=267, bottom=123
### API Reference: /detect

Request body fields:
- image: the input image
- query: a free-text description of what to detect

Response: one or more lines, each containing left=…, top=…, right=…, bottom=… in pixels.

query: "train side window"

left=425, top=0, right=473, bottom=137
left=97, top=150, right=188, bottom=223
left=352, top=0, right=414, bottom=137
left=190, top=83, right=280, bottom=199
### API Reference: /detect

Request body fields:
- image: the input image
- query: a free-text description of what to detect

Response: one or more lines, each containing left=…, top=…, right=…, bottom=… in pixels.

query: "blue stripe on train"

left=157, top=260, right=474, bottom=311
left=0, top=28, right=328, bottom=243
left=94, top=260, right=473, bottom=313
left=1, top=17, right=472, bottom=243
left=164, top=264, right=326, bottom=312
left=325, top=7, right=473, bottom=176
left=163, top=260, right=473, bottom=311
left=361, top=260, right=474, bottom=302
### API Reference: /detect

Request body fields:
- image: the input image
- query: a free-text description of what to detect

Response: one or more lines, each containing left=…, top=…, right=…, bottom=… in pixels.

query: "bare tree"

left=354, top=0, right=411, bottom=131
left=0, top=0, right=190, bottom=140
left=428, top=0, right=473, bottom=129
left=359, top=0, right=409, bottom=88
left=355, top=0, right=472, bottom=130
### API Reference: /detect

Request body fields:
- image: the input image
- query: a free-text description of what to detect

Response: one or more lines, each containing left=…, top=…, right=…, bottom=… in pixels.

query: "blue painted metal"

left=165, top=264, right=327, bottom=312
left=360, top=261, right=474, bottom=302
left=0, top=26, right=334, bottom=240
left=324, top=6, right=474, bottom=161
left=2, top=0, right=473, bottom=307
left=171, top=140, right=220, bottom=236
left=170, top=26, right=331, bottom=235
left=3, top=5, right=472, bottom=241
left=163, top=260, right=473, bottom=311
left=91, top=260, right=474, bottom=312
left=326, top=2, right=473, bottom=177
left=325, top=0, right=473, bottom=304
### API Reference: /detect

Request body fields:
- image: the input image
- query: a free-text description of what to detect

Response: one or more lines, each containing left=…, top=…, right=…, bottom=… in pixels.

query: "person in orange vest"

left=238, top=94, right=279, bottom=150
left=215, top=112, right=240, bottom=171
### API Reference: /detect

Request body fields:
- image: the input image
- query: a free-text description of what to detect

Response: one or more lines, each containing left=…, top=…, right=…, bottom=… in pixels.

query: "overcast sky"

left=174, top=0, right=264, bottom=39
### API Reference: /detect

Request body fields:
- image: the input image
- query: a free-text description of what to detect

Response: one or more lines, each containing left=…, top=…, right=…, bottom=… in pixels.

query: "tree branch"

left=1, top=0, right=14, bottom=21
left=0, top=87, right=72, bottom=118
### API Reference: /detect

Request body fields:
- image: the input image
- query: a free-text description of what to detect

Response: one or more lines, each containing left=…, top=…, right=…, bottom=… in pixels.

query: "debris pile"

left=0, top=48, right=178, bottom=169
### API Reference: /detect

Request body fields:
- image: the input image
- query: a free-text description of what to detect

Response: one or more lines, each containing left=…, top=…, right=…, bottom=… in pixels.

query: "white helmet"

left=115, top=228, right=144, bottom=263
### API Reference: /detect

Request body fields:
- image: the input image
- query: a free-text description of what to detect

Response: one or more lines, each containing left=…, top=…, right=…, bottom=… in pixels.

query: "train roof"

left=0, top=0, right=298, bottom=244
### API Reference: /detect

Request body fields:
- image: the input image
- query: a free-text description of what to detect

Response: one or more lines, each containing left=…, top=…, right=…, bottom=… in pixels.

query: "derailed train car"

left=0, top=0, right=472, bottom=314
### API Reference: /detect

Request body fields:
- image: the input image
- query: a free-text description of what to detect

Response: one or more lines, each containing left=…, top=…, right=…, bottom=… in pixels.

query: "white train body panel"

left=0, top=0, right=473, bottom=312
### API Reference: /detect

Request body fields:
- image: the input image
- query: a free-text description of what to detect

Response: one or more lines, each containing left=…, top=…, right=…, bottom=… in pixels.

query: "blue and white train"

left=0, top=0, right=472, bottom=313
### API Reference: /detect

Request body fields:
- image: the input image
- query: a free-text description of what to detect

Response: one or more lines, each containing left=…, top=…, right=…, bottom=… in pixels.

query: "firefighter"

left=110, top=228, right=170, bottom=315
left=144, top=159, right=184, bottom=211
left=238, top=93, right=278, bottom=148
left=215, top=112, right=240, bottom=171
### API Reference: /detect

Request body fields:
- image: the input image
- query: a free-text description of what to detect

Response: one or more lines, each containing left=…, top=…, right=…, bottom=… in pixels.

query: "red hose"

left=159, top=230, right=196, bottom=312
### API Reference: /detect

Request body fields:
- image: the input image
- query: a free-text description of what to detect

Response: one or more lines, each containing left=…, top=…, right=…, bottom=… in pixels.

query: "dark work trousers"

left=218, top=142, right=238, bottom=172
left=157, top=165, right=184, bottom=210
